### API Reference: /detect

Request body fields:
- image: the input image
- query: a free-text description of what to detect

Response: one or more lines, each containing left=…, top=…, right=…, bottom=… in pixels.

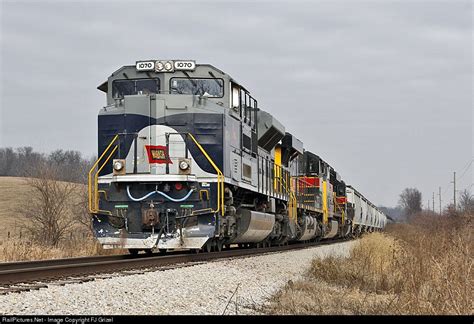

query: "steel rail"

left=0, top=238, right=350, bottom=286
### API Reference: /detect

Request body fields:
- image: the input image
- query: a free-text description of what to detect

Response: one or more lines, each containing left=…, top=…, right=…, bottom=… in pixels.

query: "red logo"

left=145, top=145, right=172, bottom=164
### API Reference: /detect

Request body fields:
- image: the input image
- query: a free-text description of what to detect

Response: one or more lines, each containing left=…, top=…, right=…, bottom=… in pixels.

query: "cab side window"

left=232, top=86, right=240, bottom=114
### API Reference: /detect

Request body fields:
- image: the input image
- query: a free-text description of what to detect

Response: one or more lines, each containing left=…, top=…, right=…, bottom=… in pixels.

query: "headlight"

left=179, top=160, right=189, bottom=170
left=155, top=61, right=164, bottom=72
left=164, top=61, right=173, bottom=71
left=113, top=160, right=124, bottom=171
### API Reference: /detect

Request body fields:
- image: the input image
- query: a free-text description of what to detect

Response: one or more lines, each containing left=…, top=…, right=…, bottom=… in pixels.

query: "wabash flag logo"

left=145, top=145, right=172, bottom=164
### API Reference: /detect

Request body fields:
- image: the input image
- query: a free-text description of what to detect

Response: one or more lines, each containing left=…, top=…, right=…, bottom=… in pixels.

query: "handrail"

left=88, top=134, right=119, bottom=214
left=93, top=146, right=118, bottom=214
left=278, top=172, right=297, bottom=221
left=87, top=132, right=225, bottom=219
left=334, top=196, right=346, bottom=225
left=186, top=133, right=224, bottom=217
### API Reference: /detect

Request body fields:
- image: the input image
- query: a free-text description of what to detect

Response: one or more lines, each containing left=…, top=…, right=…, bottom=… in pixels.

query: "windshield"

left=170, top=78, right=224, bottom=97
left=112, top=78, right=160, bottom=97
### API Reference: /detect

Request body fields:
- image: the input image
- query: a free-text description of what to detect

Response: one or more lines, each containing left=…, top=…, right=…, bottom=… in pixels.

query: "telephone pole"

left=453, top=171, right=456, bottom=211
left=432, top=192, right=435, bottom=212
left=438, top=186, right=442, bottom=214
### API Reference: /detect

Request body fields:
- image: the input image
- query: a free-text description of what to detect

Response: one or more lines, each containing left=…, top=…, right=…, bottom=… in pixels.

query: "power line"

left=429, top=159, right=473, bottom=211
left=458, top=158, right=474, bottom=174
left=458, top=159, right=473, bottom=181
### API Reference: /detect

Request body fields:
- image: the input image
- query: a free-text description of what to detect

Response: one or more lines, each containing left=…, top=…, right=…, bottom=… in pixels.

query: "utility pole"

left=432, top=192, right=435, bottom=212
left=438, top=186, right=442, bottom=215
left=453, top=171, right=456, bottom=211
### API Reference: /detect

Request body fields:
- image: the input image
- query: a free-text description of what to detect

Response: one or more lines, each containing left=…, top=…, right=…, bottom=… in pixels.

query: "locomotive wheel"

left=128, top=249, right=139, bottom=255
left=159, top=249, right=167, bottom=255
left=205, top=241, right=213, bottom=253
left=216, top=240, right=223, bottom=252
left=144, top=249, right=153, bottom=255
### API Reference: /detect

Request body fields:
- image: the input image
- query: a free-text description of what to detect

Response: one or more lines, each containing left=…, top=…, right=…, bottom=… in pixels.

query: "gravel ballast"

left=0, top=241, right=356, bottom=315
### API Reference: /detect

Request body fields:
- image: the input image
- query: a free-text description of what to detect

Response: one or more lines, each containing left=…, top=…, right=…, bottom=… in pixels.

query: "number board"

left=136, top=61, right=155, bottom=71
left=174, top=61, right=196, bottom=71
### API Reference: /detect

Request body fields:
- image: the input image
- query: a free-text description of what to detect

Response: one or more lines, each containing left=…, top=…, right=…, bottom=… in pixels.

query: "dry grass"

left=0, top=237, right=122, bottom=262
left=0, top=176, right=124, bottom=261
left=0, top=177, right=31, bottom=240
left=266, top=213, right=473, bottom=315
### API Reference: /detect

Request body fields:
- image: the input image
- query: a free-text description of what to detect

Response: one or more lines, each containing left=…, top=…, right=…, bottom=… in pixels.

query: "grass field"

left=265, top=213, right=473, bottom=315
left=0, top=177, right=32, bottom=240
left=0, top=176, right=122, bottom=261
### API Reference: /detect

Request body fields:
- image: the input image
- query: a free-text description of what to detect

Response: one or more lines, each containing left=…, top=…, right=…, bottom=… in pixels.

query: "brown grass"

left=0, top=176, right=124, bottom=261
left=0, top=237, right=121, bottom=262
left=266, top=213, right=473, bottom=315
left=0, top=177, right=31, bottom=240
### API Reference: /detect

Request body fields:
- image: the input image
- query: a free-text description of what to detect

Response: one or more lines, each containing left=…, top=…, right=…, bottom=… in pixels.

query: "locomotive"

left=88, top=59, right=386, bottom=254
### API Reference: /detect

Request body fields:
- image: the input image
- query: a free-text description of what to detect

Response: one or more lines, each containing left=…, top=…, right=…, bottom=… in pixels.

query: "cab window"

left=112, top=78, right=160, bottom=97
left=170, top=78, right=224, bottom=97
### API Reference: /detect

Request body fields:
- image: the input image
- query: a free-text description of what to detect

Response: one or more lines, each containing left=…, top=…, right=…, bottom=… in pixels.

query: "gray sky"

left=1, top=0, right=472, bottom=208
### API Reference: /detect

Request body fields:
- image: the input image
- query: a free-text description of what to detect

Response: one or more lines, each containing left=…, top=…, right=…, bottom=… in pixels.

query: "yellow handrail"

left=334, top=196, right=346, bottom=225
left=88, top=134, right=119, bottom=214
left=280, top=173, right=297, bottom=221
left=88, top=132, right=224, bottom=219
left=187, top=133, right=224, bottom=216
left=93, top=146, right=118, bottom=214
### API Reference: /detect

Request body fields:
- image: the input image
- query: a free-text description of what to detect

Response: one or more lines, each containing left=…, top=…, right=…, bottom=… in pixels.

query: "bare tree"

left=72, top=185, right=94, bottom=235
left=0, top=146, right=94, bottom=184
left=0, top=148, right=16, bottom=176
left=458, top=189, right=474, bottom=214
left=21, top=163, right=79, bottom=247
left=398, top=188, right=422, bottom=218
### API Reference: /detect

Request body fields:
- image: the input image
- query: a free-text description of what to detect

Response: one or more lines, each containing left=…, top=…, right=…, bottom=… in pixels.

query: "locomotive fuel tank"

left=231, top=209, right=275, bottom=243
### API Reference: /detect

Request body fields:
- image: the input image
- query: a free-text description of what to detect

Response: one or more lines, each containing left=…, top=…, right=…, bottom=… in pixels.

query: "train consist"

left=88, top=59, right=387, bottom=254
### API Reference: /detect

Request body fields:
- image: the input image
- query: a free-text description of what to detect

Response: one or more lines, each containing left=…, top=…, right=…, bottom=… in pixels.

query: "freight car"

left=88, top=59, right=386, bottom=254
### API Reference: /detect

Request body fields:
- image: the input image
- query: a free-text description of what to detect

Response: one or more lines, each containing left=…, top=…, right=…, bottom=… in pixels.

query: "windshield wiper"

left=208, top=71, right=223, bottom=89
left=182, top=71, right=198, bottom=88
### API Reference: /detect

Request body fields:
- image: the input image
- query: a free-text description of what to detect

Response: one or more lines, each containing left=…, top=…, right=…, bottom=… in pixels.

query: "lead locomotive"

left=89, top=59, right=386, bottom=254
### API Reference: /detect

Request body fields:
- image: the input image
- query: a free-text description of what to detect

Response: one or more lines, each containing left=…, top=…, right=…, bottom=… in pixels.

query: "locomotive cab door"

left=240, top=89, right=258, bottom=187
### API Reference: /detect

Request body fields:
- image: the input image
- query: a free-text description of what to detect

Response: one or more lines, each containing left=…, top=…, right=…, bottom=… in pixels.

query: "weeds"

left=266, top=213, right=473, bottom=315
left=0, top=236, right=123, bottom=262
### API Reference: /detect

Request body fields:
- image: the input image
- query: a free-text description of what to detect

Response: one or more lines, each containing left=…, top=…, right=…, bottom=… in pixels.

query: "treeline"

left=388, top=187, right=474, bottom=222
left=378, top=206, right=404, bottom=222
left=0, top=147, right=95, bottom=184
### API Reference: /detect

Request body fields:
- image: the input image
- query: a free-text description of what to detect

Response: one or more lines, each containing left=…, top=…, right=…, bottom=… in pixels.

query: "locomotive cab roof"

left=97, top=60, right=247, bottom=93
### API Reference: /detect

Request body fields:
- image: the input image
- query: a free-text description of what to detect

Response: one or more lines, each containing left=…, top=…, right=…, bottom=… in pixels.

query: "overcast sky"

left=1, top=0, right=472, bottom=208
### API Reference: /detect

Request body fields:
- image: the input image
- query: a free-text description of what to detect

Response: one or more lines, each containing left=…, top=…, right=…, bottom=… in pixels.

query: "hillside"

left=0, top=176, right=87, bottom=241
left=0, top=177, right=31, bottom=240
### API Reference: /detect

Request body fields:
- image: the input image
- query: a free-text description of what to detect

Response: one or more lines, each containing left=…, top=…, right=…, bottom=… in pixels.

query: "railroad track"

left=0, top=238, right=350, bottom=294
